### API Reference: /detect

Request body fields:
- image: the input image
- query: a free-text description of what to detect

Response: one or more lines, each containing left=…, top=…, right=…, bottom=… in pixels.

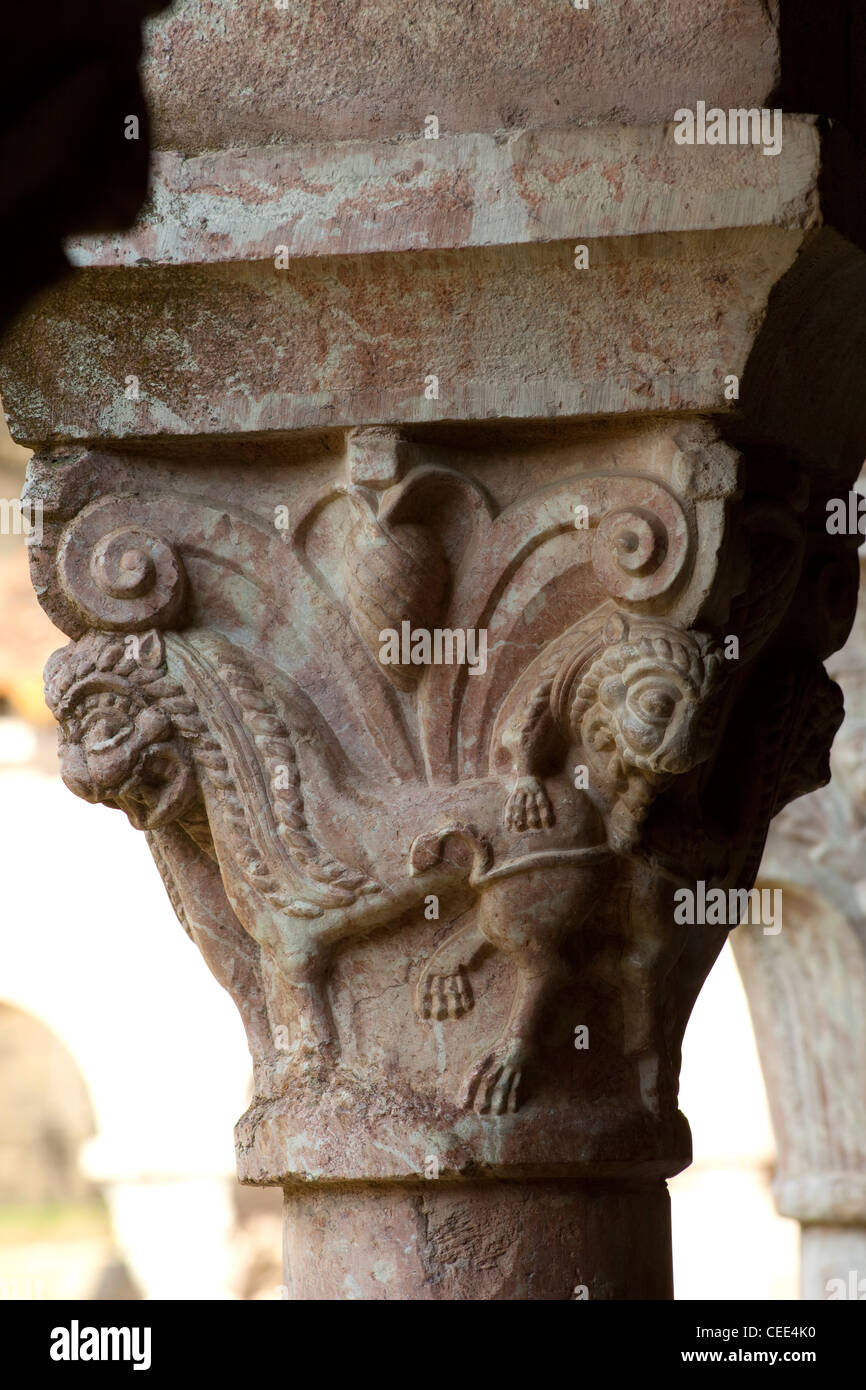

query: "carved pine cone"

left=343, top=511, right=449, bottom=690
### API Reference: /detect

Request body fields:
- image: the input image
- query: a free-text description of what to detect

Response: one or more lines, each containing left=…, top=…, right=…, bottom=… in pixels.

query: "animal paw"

left=418, top=965, right=474, bottom=1021
left=461, top=1041, right=528, bottom=1115
left=504, top=776, right=555, bottom=831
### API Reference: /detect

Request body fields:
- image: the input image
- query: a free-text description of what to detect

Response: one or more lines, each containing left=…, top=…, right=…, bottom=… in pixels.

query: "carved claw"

left=504, top=776, right=555, bottom=831
left=415, top=917, right=489, bottom=1019
left=418, top=965, right=474, bottom=1021
left=461, top=1040, right=528, bottom=1115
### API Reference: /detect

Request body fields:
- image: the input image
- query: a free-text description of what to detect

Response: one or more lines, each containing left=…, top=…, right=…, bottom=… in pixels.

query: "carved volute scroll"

left=27, top=418, right=858, bottom=1187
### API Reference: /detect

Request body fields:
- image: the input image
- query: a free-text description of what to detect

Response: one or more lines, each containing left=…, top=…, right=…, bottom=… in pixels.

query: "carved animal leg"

left=460, top=892, right=566, bottom=1116
left=261, top=941, right=338, bottom=1079
left=290, top=979, right=338, bottom=1065
left=619, top=875, right=683, bottom=1117
left=504, top=775, right=555, bottom=831
left=416, top=915, right=491, bottom=1020
left=461, top=963, right=565, bottom=1116
left=460, top=867, right=603, bottom=1115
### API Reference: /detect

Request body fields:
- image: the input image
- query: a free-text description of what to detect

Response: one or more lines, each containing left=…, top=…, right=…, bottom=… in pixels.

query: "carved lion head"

left=573, top=612, right=724, bottom=784
left=44, top=629, right=198, bottom=830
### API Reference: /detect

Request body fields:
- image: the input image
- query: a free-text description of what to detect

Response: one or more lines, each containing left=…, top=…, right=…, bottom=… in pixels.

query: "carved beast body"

left=45, top=607, right=723, bottom=1113
left=33, top=435, right=845, bottom=1123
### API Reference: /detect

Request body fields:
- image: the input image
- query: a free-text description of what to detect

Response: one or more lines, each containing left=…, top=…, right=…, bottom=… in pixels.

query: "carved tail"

left=167, top=633, right=380, bottom=918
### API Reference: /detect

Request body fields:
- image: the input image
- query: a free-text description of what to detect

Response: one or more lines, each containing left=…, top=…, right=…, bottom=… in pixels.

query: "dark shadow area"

left=775, top=1, right=866, bottom=249
left=0, top=3, right=168, bottom=335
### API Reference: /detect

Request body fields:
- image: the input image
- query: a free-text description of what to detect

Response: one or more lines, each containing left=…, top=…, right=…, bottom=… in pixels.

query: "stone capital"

left=5, top=0, right=866, bottom=1300
left=16, top=406, right=859, bottom=1294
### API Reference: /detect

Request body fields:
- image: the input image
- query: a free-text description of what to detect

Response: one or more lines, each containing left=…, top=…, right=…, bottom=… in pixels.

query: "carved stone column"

left=3, top=0, right=865, bottom=1299
left=733, top=544, right=866, bottom=1302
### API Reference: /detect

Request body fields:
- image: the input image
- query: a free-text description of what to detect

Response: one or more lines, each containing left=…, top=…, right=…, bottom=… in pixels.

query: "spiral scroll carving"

left=591, top=495, right=688, bottom=601
left=57, top=504, right=188, bottom=631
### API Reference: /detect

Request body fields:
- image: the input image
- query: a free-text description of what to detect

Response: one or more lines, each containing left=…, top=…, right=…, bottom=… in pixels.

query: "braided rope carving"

left=196, top=643, right=375, bottom=899
left=144, top=828, right=193, bottom=938
left=45, top=629, right=376, bottom=919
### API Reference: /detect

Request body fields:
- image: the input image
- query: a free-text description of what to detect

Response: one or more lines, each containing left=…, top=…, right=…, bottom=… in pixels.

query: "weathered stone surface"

left=65, top=121, right=820, bottom=267
left=735, top=888, right=866, bottom=1224
left=2, top=230, right=803, bottom=443
left=142, top=0, right=780, bottom=153
left=281, top=1180, right=673, bottom=1300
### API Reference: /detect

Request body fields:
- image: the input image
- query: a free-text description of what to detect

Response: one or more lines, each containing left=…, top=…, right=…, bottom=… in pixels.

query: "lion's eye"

left=81, top=710, right=133, bottom=751
left=633, top=687, right=677, bottom=722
